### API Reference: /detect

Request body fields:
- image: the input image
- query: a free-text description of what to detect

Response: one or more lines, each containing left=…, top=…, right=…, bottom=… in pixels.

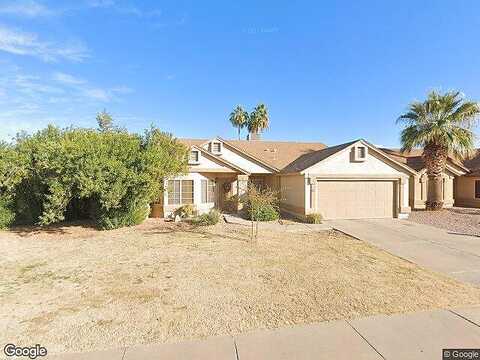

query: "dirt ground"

left=408, top=207, right=480, bottom=236
left=1, top=219, right=480, bottom=355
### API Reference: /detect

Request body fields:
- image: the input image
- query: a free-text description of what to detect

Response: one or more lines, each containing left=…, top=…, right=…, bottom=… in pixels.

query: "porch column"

left=399, top=177, right=411, bottom=214
left=308, top=176, right=317, bottom=213
left=236, top=174, right=249, bottom=212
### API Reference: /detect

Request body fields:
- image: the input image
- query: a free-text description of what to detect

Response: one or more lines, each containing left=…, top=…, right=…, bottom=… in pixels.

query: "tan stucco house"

left=158, top=137, right=480, bottom=220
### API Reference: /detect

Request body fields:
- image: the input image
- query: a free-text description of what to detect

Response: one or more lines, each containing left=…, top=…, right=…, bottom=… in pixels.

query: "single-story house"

left=157, top=137, right=480, bottom=220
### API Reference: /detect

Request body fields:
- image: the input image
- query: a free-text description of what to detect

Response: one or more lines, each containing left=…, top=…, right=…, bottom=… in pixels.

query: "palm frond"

left=398, top=90, right=479, bottom=159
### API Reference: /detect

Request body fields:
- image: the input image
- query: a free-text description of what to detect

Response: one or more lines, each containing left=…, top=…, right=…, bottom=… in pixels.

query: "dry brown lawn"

left=1, top=219, right=480, bottom=355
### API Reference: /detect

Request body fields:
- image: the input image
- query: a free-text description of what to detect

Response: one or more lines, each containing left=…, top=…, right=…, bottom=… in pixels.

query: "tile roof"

left=280, top=141, right=356, bottom=173
left=381, top=148, right=470, bottom=172
left=223, top=139, right=328, bottom=171
left=179, top=138, right=328, bottom=171
left=463, top=149, right=480, bottom=171
left=380, top=149, right=426, bottom=171
left=177, top=137, right=473, bottom=174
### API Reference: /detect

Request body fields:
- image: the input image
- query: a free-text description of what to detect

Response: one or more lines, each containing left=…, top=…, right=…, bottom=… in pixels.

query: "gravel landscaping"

left=408, top=207, right=480, bottom=236
left=1, top=219, right=480, bottom=356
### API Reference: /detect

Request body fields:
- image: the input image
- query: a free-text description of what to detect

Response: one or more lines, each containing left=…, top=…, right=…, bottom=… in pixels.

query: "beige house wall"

left=302, top=143, right=411, bottom=216
left=455, top=176, right=480, bottom=207
left=411, top=170, right=455, bottom=209
left=200, top=141, right=272, bottom=174
left=278, top=174, right=306, bottom=217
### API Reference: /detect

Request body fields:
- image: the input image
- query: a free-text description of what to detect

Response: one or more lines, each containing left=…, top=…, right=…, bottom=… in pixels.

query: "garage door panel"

left=316, top=180, right=395, bottom=219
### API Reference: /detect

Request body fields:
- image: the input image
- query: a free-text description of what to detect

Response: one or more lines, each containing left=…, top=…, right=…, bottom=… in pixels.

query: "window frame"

left=168, top=179, right=194, bottom=205
left=188, top=150, right=200, bottom=165
left=210, top=141, right=222, bottom=154
left=201, top=179, right=216, bottom=203
left=353, top=145, right=367, bottom=162
left=475, top=180, right=480, bottom=199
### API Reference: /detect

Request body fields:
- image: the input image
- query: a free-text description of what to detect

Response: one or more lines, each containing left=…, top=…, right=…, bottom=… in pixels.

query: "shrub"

left=248, top=204, right=279, bottom=221
left=0, top=123, right=188, bottom=230
left=191, top=209, right=221, bottom=226
left=0, top=196, right=15, bottom=229
left=306, top=213, right=323, bottom=224
left=244, top=185, right=279, bottom=222
left=98, top=200, right=151, bottom=230
left=174, top=204, right=197, bottom=219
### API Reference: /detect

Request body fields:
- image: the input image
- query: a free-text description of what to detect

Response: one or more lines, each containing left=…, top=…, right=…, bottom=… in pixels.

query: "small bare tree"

left=243, top=184, right=279, bottom=240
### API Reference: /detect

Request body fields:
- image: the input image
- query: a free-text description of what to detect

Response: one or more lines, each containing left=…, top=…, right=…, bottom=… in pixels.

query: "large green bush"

left=0, top=196, right=15, bottom=229
left=0, top=125, right=188, bottom=229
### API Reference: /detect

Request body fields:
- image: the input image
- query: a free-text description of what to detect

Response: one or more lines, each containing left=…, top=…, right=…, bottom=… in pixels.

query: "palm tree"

left=229, top=105, right=249, bottom=139
left=248, top=103, right=269, bottom=137
left=398, top=90, right=480, bottom=210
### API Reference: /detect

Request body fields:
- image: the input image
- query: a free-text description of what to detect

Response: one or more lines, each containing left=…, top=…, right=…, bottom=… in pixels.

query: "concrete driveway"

left=328, top=218, right=480, bottom=285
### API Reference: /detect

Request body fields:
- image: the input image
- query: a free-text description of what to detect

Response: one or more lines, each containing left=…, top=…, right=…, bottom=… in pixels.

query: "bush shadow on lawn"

left=7, top=220, right=99, bottom=237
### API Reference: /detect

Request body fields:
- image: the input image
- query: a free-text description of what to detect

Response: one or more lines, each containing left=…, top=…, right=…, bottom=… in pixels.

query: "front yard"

left=1, top=219, right=480, bottom=355
left=408, top=207, right=480, bottom=236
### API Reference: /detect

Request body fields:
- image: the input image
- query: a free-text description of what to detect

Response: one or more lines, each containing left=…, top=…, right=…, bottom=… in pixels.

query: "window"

left=189, top=150, right=199, bottom=164
left=475, top=180, right=480, bottom=199
left=353, top=145, right=367, bottom=162
left=201, top=179, right=216, bottom=203
left=210, top=141, right=222, bottom=154
left=168, top=180, right=180, bottom=205
left=357, top=146, right=366, bottom=159
left=168, top=180, right=194, bottom=204
left=181, top=180, right=194, bottom=204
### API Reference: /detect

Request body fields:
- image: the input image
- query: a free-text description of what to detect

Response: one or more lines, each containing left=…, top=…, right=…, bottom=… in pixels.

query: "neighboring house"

left=381, top=149, right=469, bottom=209
left=158, top=137, right=480, bottom=220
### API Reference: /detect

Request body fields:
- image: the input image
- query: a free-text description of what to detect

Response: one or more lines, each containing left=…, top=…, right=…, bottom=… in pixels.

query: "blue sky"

left=0, top=0, right=479, bottom=146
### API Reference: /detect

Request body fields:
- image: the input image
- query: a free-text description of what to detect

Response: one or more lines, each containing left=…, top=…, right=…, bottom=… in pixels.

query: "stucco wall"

left=163, top=172, right=218, bottom=216
left=188, top=150, right=236, bottom=173
left=303, top=145, right=411, bottom=211
left=279, top=175, right=306, bottom=216
left=305, top=147, right=407, bottom=176
left=201, top=142, right=271, bottom=174
left=411, top=171, right=455, bottom=209
left=455, top=176, right=480, bottom=208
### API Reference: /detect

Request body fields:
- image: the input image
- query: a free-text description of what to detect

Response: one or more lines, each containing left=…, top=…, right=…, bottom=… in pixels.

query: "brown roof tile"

left=223, top=139, right=328, bottom=171
left=463, top=149, right=480, bottom=171
left=381, top=148, right=470, bottom=172
left=281, top=141, right=356, bottom=173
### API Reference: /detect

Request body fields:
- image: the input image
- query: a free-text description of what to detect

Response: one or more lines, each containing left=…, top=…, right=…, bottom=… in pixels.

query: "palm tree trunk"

left=238, top=126, right=241, bottom=140
left=423, top=143, right=447, bottom=210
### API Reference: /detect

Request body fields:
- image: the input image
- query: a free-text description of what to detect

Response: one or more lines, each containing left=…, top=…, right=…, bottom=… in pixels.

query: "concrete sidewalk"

left=49, top=306, right=480, bottom=359
left=329, top=219, right=480, bottom=285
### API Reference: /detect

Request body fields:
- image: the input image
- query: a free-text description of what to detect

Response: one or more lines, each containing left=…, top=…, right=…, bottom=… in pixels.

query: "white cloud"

left=86, top=0, right=115, bottom=8
left=52, top=71, right=132, bottom=101
left=0, top=0, right=53, bottom=17
left=52, top=72, right=86, bottom=85
left=0, top=25, right=89, bottom=62
left=86, top=0, right=161, bottom=18
left=14, top=74, right=65, bottom=94
left=82, top=87, right=110, bottom=101
left=111, top=85, right=133, bottom=94
left=0, top=65, right=135, bottom=141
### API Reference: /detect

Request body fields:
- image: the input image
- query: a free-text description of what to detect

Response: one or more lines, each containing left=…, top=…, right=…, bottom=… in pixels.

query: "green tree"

left=96, top=109, right=114, bottom=132
left=248, top=103, right=269, bottom=137
left=398, top=91, right=480, bottom=210
left=229, top=105, right=249, bottom=139
left=0, top=124, right=188, bottom=229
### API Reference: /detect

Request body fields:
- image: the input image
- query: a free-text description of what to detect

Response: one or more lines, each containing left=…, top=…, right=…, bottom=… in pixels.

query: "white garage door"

left=316, top=180, right=395, bottom=219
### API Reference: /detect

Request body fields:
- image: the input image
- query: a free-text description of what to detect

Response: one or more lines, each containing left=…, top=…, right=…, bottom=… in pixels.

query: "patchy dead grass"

left=1, top=219, right=479, bottom=355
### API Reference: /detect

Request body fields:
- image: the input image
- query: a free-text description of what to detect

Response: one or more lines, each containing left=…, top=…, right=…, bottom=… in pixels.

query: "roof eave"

left=216, top=137, right=280, bottom=173
left=191, top=145, right=250, bottom=175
